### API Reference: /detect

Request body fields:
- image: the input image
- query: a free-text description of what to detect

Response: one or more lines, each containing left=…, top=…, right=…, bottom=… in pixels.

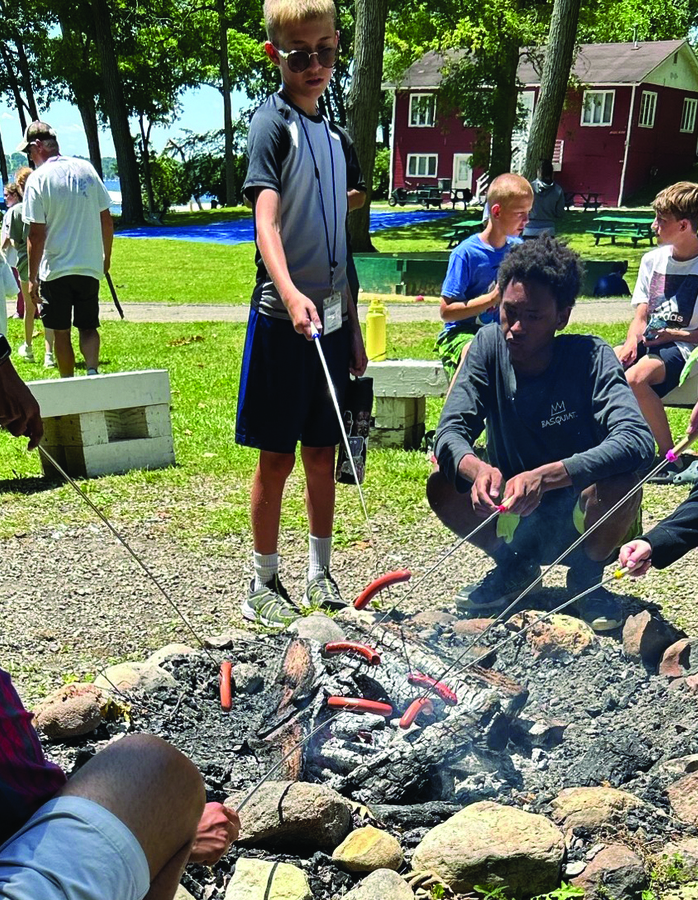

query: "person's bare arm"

left=345, top=289, right=367, bottom=376
left=347, top=189, right=366, bottom=211
left=618, top=303, right=648, bottom=366
left=27, top=222, right=47, bottom=307
left=254, top=188, right=322, bottom=339
left=100, top=209, right=114, bottom=274
left=440, top=285, right=500, bottom=323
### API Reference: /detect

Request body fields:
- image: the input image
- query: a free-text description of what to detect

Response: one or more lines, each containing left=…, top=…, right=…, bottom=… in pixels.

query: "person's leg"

left=22, top=288, right=35, bottom=353
left=78, top=327, right=100, bottom=372
left=53, top=328, right=75, bottom=377
left=251, top=450, right=296, bottom=556
left=301, top=444, right=336, bottom=540
left=624, top=356, right=673, bottom=455
left=44, top=326, right=55, bottom=367
left=59, top=733, right=205, bottom=900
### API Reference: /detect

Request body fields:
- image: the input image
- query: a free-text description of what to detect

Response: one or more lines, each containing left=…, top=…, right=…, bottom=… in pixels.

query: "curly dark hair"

left=497, top=235, right=584, bottom=310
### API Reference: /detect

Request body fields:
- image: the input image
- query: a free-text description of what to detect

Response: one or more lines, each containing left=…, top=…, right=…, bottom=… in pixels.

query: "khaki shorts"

left=0, top=797, right=149, bottom=900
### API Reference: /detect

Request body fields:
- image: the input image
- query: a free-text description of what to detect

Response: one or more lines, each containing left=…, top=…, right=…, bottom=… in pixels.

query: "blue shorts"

left=0, top=797, right=149, bottom=900
left=236, top=308, right=350, bottom=453
left=634, top=341, right=685, bottom=398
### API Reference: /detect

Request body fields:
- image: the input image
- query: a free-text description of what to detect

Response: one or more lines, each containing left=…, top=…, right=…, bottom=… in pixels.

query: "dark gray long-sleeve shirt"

left=435, top=325, right=655, bottom=493
left=643, top=484, right=698, bottom=568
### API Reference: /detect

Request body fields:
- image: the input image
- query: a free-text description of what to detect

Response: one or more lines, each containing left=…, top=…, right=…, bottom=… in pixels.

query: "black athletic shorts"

left=40, top=275, right=100, bottom=331
left=634, top=341, right=685, bottom=398
left=235, top=308, right=350, bottom=454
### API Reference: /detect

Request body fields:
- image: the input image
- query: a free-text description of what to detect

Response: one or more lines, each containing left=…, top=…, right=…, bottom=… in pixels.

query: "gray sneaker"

left=456, top=561, right=542, bottom=613
left=304, top=567, right=348, bottom=611
left=241, top=576, right=300, bottom=627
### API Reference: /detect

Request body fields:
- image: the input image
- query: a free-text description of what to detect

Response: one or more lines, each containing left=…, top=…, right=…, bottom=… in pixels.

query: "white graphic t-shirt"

left=632, top=244, right=698, bottom=360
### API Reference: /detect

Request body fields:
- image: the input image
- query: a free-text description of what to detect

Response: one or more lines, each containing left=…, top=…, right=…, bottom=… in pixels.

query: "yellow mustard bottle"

left=366, top=298, right=387, bottom=361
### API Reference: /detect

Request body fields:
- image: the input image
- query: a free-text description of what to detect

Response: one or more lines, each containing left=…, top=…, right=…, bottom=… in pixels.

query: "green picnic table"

left=587, top=215, right=655, bottom=246
left=444, top=215, right=483, bottom=248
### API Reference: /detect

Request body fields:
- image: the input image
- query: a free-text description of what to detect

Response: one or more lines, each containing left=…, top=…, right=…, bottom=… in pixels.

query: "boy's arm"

left=440, top=286, right=500, bottom=323
left=254, top=188, right=322, bottom=340
left=347, top=189, right=366, bottom=211
left=345, top=288, right=367, bottom=376
left=619, top=255, right=651, bottom=365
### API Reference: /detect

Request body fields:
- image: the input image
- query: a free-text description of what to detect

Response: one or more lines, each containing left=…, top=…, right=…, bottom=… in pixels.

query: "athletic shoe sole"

left=240, top=598, right=296, bottom=628
left=456, top=568, right=542, bottom=612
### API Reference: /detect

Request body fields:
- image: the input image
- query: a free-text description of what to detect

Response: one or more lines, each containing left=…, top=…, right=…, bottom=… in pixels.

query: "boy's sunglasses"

left=273, top=45, right=338, bottom=73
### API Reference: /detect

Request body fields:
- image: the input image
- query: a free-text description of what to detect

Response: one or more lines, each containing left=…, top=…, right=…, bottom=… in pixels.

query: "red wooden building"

left=388, top=40, right=698, bottom=207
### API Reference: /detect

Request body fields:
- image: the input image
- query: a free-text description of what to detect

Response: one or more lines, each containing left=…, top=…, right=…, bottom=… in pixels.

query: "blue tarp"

left=116, top=209, right=453, bottom=244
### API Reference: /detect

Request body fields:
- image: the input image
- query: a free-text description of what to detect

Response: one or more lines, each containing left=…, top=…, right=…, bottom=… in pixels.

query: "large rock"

left=656, top=838, right=698, bottom=880
left=411, top=800, right=564, bottom=896
left=230, top=781, right=352, bottom=852
left=571, top=844, right=646, bottom=900
left=94, top=662, right=176, bottom=695
left=551, top=786, right=643, bottom=834
left=224, top=858, right=311, bottom=900
left=147, top=643, right=197, bottom=667
left=668, top=772, right=698, bottom=825
left=342, top=869, right=413, bottom=900
left=659, top=639, right=692, bottom=679
left=622, top=611, right=682, bottom=668
left=288, top=612, right=346, bottom=644
left=33, top=683, right=105, bottom=738
left=509, top=612, right=596, bottom=659
left=332, top=826, right=404, bottom=872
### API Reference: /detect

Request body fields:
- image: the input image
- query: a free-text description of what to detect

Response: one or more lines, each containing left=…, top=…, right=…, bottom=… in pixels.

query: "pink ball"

left=415, top=294, right=425, bottom=302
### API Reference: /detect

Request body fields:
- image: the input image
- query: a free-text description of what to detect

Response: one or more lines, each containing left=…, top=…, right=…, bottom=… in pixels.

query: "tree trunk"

left=218, top=0, right=236, bottom=207
left=14, top=37, right=39, bottom=121
left=91, top=0, right=144, bottom=225
left=523, top=0, right=582, bottom=179
left=0, top=41, right=28, bottom=130
left=76, top=91, right=103, bottom=178
left=139, top=114, right=155, bottom=217
left=488, top=40, right=520, bottom=179
left=346, top=0, right=389, bottom=253
left=0, top=128, right=8, bottom=183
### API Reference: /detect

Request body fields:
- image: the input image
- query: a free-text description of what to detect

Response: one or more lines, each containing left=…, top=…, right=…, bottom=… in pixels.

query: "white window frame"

left=638, top=91, right=657, bottom=128
left=581, top=90, right=615, bottom=127
left=681, top=97, right=698, bottom=133
left=409, top=93, right=435, bottom=127
left=406, top=153, right=438, bottom=178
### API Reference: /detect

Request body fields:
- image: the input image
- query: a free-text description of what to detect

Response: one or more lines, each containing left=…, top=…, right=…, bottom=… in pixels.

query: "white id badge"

left=323, top=290, right=342, bottom=335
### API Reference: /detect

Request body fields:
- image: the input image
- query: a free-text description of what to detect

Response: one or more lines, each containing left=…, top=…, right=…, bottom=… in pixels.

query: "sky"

left=0, top=84, right=247, bottom=160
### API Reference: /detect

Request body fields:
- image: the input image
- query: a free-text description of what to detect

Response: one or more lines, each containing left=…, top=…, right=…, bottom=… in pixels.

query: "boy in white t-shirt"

left=616, top=182, right=698, bottom=479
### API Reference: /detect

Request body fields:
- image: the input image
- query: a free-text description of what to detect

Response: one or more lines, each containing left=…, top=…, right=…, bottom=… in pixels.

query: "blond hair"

left=14, top=167, right=32, bottom=197
left=487, top=173, right=533, bottom=211
left=264, top=0, right=336, bottom=44
left=653, top=181, right=698, bottom=231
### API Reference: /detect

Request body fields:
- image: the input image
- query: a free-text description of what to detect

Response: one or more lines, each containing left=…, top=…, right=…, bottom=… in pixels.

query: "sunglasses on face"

left=273, top=44, right=338, bottom=73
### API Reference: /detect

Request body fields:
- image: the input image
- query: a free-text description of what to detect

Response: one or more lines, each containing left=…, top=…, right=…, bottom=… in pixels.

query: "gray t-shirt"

left=243, top=91, right=365, bottom=320
left=435, top=324, right=655, bottom=493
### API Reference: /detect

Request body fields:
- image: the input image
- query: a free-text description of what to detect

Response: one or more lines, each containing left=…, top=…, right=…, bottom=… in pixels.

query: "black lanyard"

left=298, top=112, right=338, bottom=290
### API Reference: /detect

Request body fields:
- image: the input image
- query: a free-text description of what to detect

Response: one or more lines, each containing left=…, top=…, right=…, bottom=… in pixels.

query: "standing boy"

left=616, top=182, right=698, bottom=478
left=436, top=174, right=532, bottom=381
left=236, top=0, right=367, bottom=626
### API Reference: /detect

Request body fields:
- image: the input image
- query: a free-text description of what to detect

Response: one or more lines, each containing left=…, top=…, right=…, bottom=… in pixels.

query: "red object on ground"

left=327, top=696, right=394, bottom=717
left=353, top=569, right=412, bottom=610
left=399, top=697, right=434, bottom=728
left=323, top=641, right=381, bottom=666
left=219, top=660, right=233, bottom=711
left=407, top=672, right=458, bottom=705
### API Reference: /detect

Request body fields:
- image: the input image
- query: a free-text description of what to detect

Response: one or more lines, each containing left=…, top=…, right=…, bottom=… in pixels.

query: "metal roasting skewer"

left=36, top=445, right=219, bottom=669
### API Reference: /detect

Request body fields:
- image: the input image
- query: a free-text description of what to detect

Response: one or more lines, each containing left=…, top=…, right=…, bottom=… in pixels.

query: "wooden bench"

left=365, top=359, right=697, bottom=449
left=587, top=229, right=654, bottom=247
left=27, top=370, right=175, bottom=478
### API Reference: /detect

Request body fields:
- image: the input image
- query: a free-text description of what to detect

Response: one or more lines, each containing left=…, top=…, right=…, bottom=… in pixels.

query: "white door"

left=452, top=153, right=473, bottom=191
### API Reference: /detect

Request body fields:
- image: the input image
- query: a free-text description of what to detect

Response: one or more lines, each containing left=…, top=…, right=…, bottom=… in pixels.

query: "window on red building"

left=409, top=94, right=436, bottom=127
left=638, top=91, right=657, bottom=128
left=581, top=90, right=615, bottom=126
left=681, top=98, right=698, bottom=133
left=406, top=154, right=438, bottom=178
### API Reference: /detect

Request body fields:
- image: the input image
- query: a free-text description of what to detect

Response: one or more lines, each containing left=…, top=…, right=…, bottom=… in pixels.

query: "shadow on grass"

left=0, top=475, right=60, bottom=496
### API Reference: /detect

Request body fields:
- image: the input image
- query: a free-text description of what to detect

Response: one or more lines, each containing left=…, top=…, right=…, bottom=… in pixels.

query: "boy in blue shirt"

left=236, top=0, right=367, bottom=627
left=436, top=173, right=532, bottom=381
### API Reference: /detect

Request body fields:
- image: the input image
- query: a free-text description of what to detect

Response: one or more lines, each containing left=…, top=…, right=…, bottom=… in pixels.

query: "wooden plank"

left=82, top=436, right=175, bottom=478
left=367, top=359, right=448, bottom=398
left=26, top=370, right=171, bottom=418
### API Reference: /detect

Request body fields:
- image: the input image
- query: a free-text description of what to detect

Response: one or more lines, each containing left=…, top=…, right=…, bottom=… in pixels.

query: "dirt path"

left=89, top=297, right=629, bottom=324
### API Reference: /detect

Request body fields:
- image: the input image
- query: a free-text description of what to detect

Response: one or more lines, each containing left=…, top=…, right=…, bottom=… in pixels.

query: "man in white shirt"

left=18, top=122, right=113, bottom=378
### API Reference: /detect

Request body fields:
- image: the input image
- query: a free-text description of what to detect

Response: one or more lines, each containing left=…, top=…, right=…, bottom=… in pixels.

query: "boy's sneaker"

left=647, top=458, right=684, bottom=484
left=86, top=367, right=99, bottom=376
left=44, top=351, right=56, bottom=368
left=17, top=343, right=34, bottom=362
left=566, top=566, right=622, bottom=632
left=456, top=560, right=542, bottom=614
left=241, top=576, right=300, bottom=627
left=304, top=567, right=348, bottom=611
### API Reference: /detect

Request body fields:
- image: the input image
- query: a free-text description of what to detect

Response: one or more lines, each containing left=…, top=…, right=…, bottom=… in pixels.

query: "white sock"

left=308, top=535, right=332, bottom=581
left=253, top=551, right=278, bottom=590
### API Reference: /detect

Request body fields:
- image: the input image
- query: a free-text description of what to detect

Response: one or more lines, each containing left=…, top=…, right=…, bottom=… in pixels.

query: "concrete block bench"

left=366, top=360, right=448, bottom=449
left=365, top=359, right=698, bottom=450
left=27, top=369, right=175, bottom=478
